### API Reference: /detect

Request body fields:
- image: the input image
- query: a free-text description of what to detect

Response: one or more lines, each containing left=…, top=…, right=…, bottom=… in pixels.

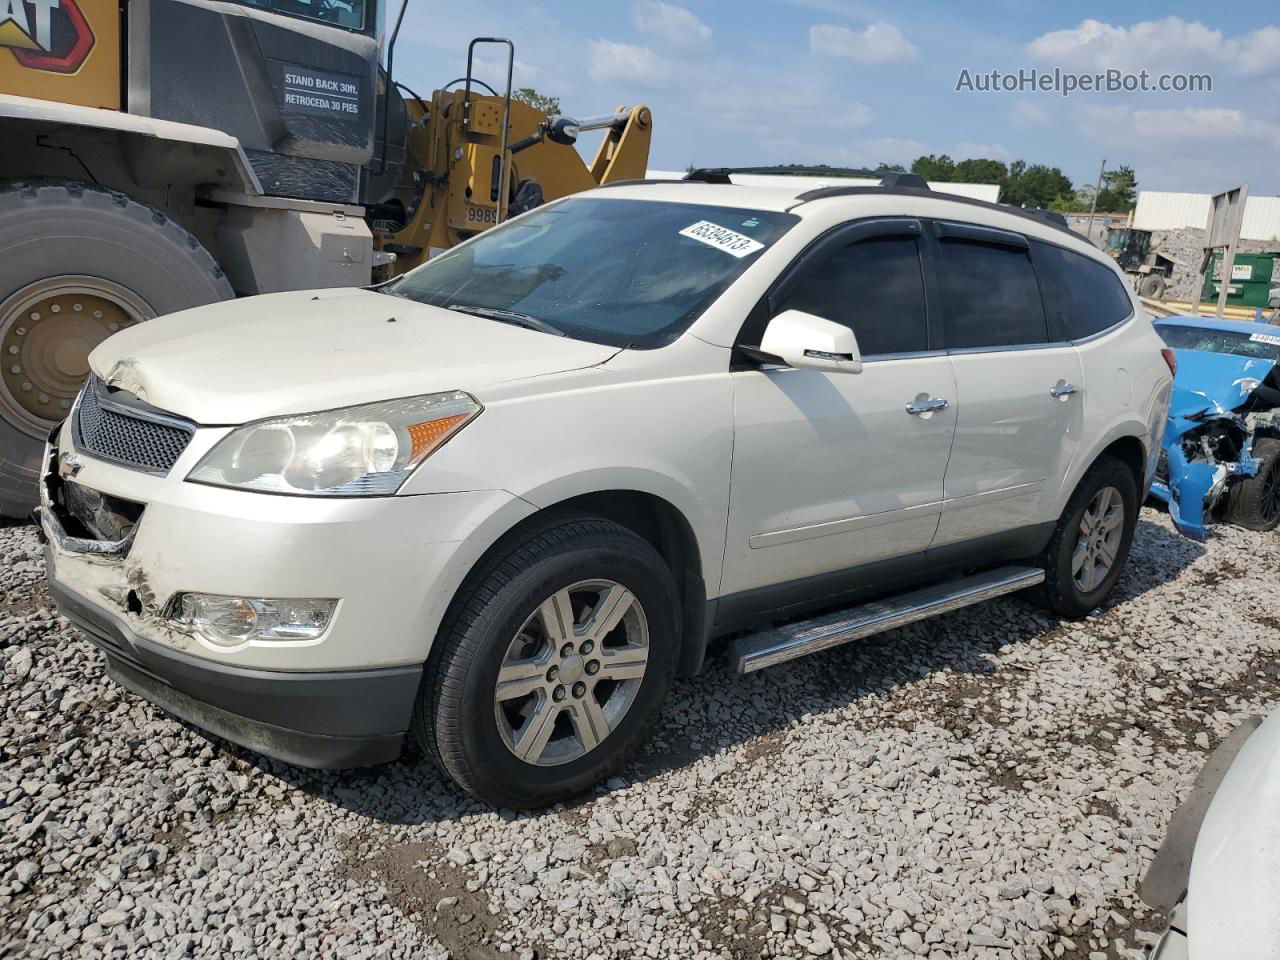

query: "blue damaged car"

left=1150, top=316, right=1280, bottom=539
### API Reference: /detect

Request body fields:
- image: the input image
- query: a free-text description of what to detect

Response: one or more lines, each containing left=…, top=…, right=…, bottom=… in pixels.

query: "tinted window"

left=390, top=198, right=797, bottom=348
left=1035, top=242, right=1134, bottom=340
left=779, top=236, right=928, bottom=355
left=936, top=238, right=1049, bottom=349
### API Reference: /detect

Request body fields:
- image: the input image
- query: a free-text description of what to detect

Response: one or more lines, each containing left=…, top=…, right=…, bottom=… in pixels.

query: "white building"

left=1132, top=191, right=1280, bottom=242
left=645, top=170, right=1002, bottom=204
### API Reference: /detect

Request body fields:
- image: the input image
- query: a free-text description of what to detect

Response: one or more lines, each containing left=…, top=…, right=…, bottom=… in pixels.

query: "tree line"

left=898, top=155, right=1136, bottom=213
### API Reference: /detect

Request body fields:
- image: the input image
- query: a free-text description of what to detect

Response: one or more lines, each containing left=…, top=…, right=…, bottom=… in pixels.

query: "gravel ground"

left=3, top=509, right=1278, bottom=960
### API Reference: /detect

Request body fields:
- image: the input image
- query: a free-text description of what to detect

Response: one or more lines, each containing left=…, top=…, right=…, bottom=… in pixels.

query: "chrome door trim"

left=940, top=480, right=1044, bottom=514
left=749, top=499, right=943, bottom=550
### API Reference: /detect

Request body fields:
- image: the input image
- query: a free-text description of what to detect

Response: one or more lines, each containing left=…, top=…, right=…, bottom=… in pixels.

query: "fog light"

left=170, top=594, right=337, bottom=647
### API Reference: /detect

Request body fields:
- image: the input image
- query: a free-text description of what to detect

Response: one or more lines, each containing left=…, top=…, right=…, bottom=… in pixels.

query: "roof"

left=1154, top=314, right=1280, bottom=336
left=595, top=178, right=1091, bottom=254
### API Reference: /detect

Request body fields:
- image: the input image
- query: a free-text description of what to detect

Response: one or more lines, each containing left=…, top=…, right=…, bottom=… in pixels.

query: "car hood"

left=1170, top=349, right=1278, bottom=421
left=88, top=289, right=621, bottom=424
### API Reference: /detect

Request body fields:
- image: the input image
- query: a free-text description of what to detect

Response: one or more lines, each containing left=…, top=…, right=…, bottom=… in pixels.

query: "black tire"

left=0, top=180, right=233, bottom=517
left=1226, top=437, right=1280, bottom=532
left=1137, top=274, right=1166, bottom=299
left=1032, top=455, right=1139, bottom=618
left=414, top=514, right=679, bottom=808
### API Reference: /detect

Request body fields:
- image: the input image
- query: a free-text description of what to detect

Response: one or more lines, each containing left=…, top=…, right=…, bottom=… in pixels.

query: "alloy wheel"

left=494, top=579, right=649, bottom=766
left=1072, top=485, right=1125, bottom=593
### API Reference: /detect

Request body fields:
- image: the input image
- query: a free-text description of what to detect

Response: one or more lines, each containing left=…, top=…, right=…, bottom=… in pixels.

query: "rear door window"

left=778, top=235, right=929, bottom=355
left=1034, top=242, right=1135, bottom=340
left=935, top=236, right=1049, bottom=349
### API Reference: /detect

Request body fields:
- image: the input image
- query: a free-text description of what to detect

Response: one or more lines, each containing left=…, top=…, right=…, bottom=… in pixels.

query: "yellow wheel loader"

left=0, top=0, right=652, bottom=515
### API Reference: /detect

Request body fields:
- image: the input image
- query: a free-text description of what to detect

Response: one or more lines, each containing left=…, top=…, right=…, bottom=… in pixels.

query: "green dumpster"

left=1200, top=251, right=1278, bottom=308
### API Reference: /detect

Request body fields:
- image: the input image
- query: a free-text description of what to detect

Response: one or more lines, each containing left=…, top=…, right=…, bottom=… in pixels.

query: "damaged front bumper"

left=1152, top=351, right=1280, bottom=540
left=36, top=418, right=526, bottom=769
left=41, top=562, right=420, bottom=767
left=35, top=468, right=420, bottom=767
left=1150, top=415, right=1261, bottom=540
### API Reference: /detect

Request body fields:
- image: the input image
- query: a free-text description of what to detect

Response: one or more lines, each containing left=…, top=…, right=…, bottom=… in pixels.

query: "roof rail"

left=683, top=168, right=735, bottom=184
left=789, top=186, right=1077, bottom=236
left=683, top=167, right=931, bottom=190
left=671, top=169, right=1075, bottom=238
left=877, top=171, right=929, bottom=190
left=1023, top=208, right=1069, bottom=227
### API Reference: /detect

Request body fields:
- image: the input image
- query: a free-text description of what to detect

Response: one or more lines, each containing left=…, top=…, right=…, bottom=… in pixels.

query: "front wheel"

left=414, top=515, right=679, bottom=808
left=1226, top=437, right=1280, bottom=532
left=1032, top=455, right=1139, bottom=618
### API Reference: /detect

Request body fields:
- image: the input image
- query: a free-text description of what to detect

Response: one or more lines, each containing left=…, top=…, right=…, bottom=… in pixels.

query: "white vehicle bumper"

left=37, top=422, right=533, bottom=767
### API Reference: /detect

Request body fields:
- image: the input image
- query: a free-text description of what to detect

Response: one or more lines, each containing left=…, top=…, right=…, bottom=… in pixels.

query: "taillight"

left=1161, top=348, right=1177, bottom=377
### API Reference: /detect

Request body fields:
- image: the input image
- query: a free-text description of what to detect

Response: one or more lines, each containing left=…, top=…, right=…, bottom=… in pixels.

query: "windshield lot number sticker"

left=679, top=221, right=765, bottom=258
left=1249, top=332, right=1280, bottom=346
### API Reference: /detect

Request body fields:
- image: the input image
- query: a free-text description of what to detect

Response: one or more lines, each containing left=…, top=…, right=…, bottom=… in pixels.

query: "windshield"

left=387, top=197, right=798, bottom=348
left=233, top=0, right=366, bottom=31
left=1156, top=323, right=1280, bottom=363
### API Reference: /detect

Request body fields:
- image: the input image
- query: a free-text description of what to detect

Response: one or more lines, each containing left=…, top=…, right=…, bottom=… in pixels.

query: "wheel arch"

left=1098, top=434, right=1147, bottom=490
left=545, top=490, right=709, bottom=677
left=432, top=487, right=712, bottom=679
left=1061, top=423, right=1153, bottom=514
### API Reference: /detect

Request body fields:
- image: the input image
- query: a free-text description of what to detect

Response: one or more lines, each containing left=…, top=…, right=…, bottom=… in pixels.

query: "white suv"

left=38, top=175, right=1173, bottom=807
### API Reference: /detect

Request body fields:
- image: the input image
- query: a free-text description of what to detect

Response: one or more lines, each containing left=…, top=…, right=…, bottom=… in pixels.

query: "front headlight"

left=187, top=391, right=480, bottom=496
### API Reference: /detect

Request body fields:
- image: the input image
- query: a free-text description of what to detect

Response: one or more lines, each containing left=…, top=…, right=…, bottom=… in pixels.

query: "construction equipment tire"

left=0, top=180, right=232, bottom=517
left=1137, top=274, right=1166, bottom=299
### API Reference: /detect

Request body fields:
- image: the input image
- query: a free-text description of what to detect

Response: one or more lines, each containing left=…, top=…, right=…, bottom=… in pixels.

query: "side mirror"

left=757, top=309, right=863, bottom=374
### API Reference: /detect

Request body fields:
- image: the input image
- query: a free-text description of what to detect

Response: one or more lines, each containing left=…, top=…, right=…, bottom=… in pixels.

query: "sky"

left=392, top=1, right=1280, bottom=197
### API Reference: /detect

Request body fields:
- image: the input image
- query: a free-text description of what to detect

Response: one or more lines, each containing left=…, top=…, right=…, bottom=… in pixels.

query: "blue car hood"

left=1169, top=350, right=1277, bottom=421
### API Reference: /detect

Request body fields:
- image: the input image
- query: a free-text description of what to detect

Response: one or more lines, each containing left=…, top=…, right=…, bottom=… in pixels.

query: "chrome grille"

left=74, top=378, right=194, bottom=474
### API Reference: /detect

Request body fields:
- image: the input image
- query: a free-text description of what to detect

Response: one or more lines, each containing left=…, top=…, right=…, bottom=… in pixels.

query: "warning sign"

left=278, top=64, right=364, bottom=119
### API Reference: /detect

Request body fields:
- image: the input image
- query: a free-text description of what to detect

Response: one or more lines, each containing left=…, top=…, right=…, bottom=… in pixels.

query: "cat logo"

left=0, top=0, right=95, bottom=74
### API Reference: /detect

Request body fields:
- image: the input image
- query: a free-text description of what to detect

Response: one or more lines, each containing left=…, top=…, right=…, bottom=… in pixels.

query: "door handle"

left=905, top=397, right=948, bottom=415
left=1049, top=383, right=1079, bottom=399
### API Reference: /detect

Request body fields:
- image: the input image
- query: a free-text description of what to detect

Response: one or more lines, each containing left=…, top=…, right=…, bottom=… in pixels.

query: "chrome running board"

left=729, top=565, right=1045, bottom=673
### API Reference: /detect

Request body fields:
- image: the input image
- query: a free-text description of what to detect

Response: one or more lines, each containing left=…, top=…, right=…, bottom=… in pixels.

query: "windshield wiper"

left=446, top=304, right=566, bottom=337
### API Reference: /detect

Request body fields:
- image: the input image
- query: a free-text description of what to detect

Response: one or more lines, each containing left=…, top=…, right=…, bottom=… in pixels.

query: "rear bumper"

left=47, top=566, right=421, bottom=768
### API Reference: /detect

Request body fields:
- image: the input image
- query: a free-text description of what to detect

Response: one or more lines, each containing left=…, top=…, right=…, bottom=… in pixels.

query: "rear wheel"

left=0, top=180, right=232, bottom=517
left=414, top=515, right=679, bottom=808
left=1226, top=437, right=1280, bottom=532
left=1032, top=455, right=1139, bottom=618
